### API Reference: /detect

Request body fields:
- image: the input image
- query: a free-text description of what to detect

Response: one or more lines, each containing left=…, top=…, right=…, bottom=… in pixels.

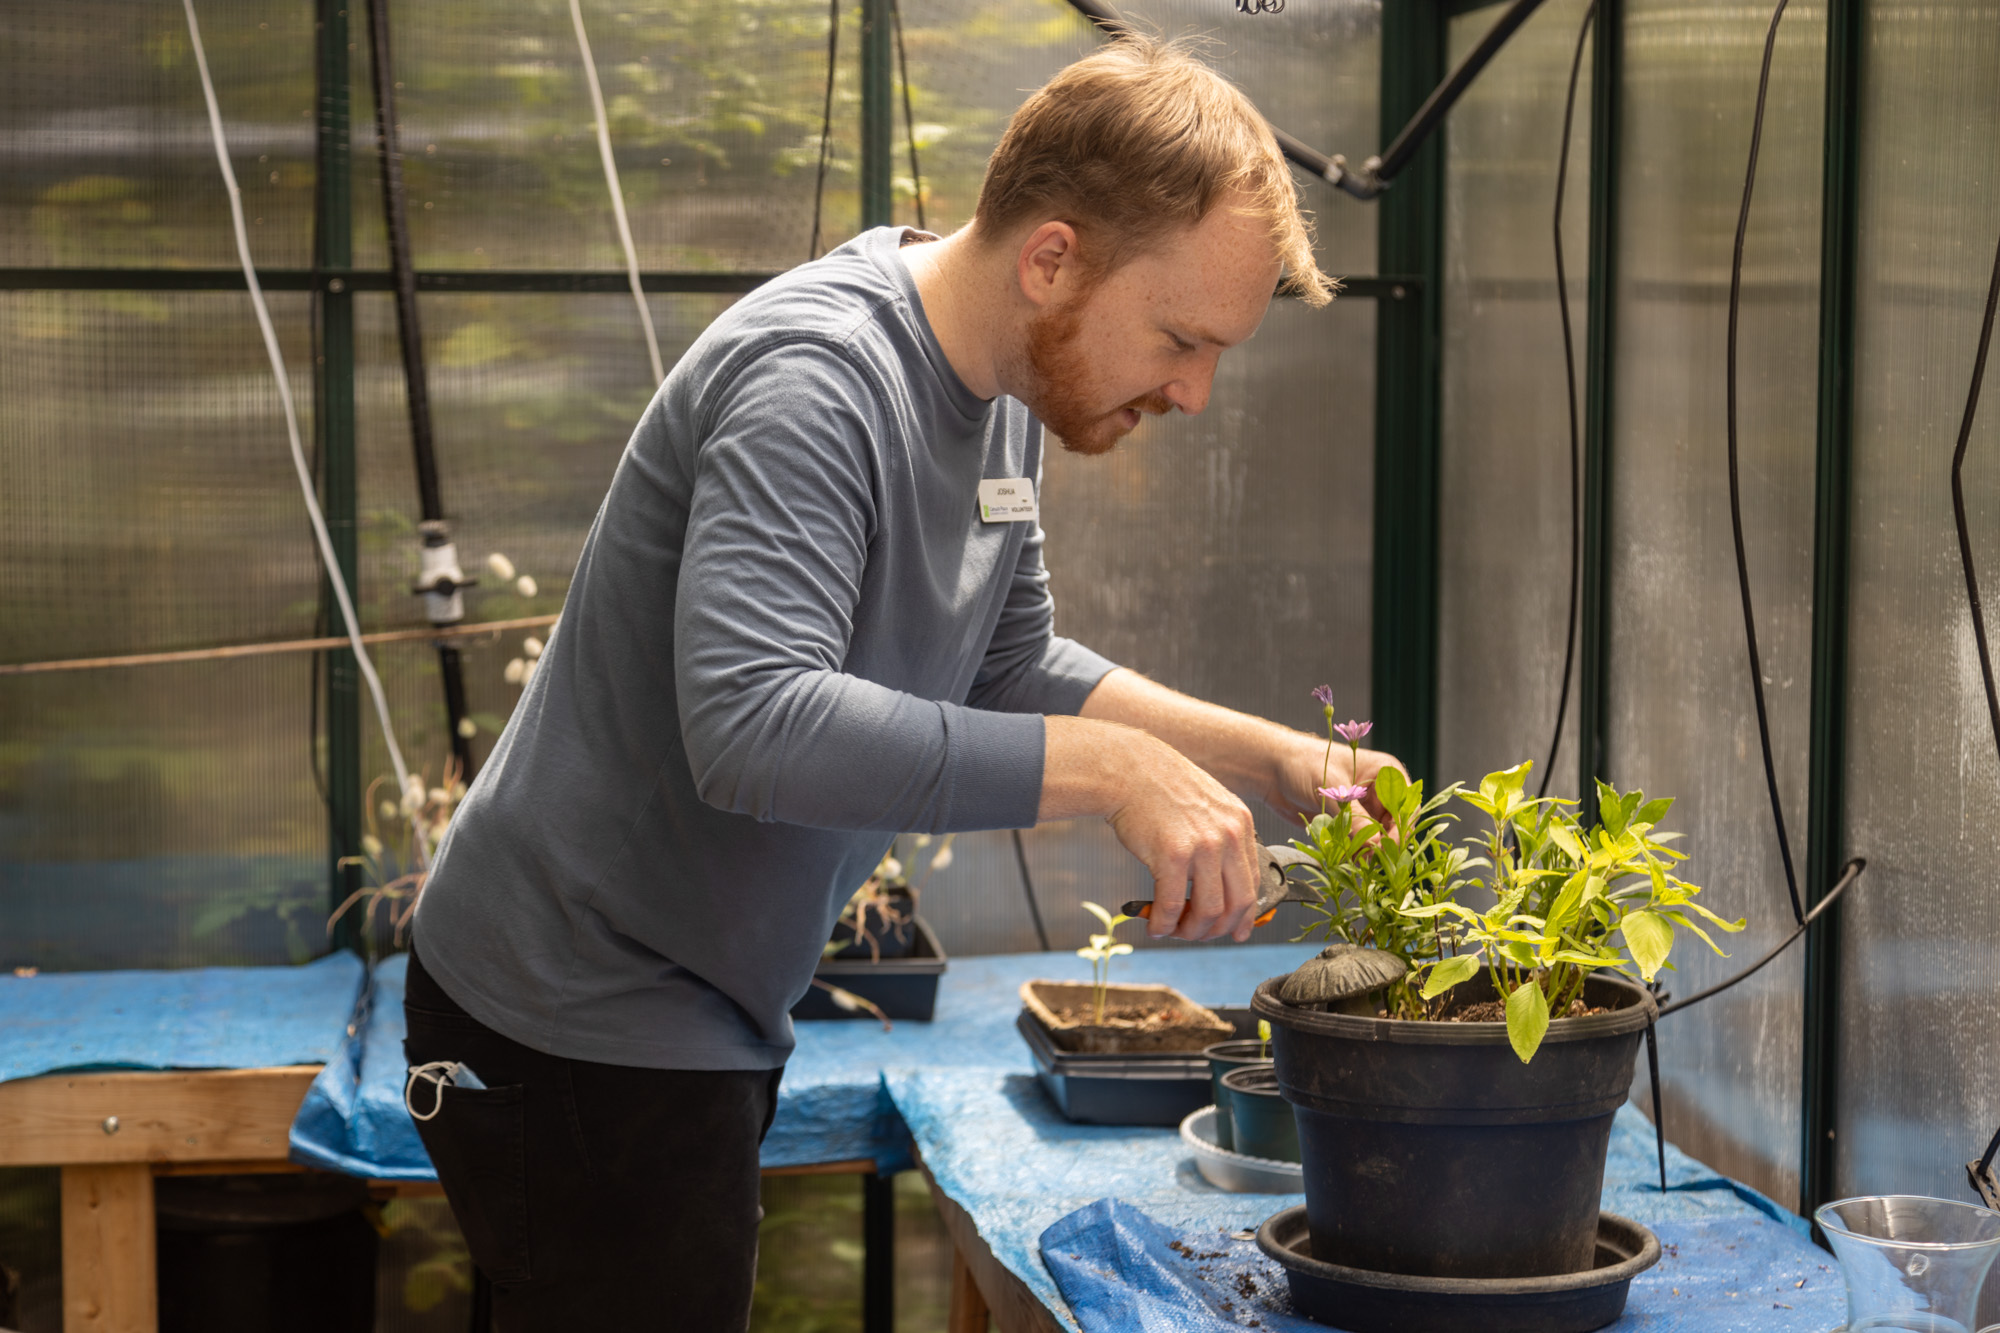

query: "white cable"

left=569, top=0, right=667, bottom=385
left=181, top=0, right=429, bottom=866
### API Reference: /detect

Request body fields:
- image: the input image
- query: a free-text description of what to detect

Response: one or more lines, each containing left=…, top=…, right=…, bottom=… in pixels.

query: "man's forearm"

left=1076, top=667, right=1306, bottom=799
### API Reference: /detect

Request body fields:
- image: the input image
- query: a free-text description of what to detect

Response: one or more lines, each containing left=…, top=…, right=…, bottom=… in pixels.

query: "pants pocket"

left=413, top=1083, right=533, bottom=1283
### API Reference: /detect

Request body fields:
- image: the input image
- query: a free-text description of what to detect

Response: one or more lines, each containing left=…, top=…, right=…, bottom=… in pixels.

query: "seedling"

left=1076, top=901, right=1135, bottom=1025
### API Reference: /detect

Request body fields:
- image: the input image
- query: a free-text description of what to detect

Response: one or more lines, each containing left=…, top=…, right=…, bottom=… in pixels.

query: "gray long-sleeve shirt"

left=413, top=227, right=1117, bottom=1069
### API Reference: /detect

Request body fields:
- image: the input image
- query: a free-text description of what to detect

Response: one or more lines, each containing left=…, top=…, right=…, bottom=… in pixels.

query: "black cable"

left=1012, top=828, right=1052, bottom=951
left=810, top=0, right=840, bottom=260
left=364, top=0, right=475, bottom=777
left=889, top=0, right=924, bottom=233
left=1537, top=0, right=1593, bottom=800
left=1644, top=1016, right=1666, bottom=1192
left=1725, top=0, right=1806, bottom=927
left=1945, top=97, right=2000, bottom=1218
left=1656, top=858, right=1863, bottom=1018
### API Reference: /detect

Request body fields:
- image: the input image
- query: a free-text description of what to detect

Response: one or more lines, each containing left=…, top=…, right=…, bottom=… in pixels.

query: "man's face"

left=1017, top=199, right=1282, bottom=455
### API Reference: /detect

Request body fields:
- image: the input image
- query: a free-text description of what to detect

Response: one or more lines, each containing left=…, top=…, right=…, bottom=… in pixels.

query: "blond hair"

left=974, top=34, right=1334, bottom=307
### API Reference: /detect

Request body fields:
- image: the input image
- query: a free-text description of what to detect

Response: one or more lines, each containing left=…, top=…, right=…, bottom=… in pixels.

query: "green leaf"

left=1634, top=796, right=1674, bottom=828
left=1082, top=900, right=1115, bottom=930
left=1506, top=981, right=1551, bottom=1063
left=1548, top=822, right=1587, bottom=861
left=1421, top=952, right=1482, bottom=999
left=1621, top=909, right=1674, bottom=981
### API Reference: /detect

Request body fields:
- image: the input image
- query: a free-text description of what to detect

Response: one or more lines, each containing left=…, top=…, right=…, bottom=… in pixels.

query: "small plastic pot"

left=1220, top=1064, right=1300, bottom=1162
left=1202, top=1040, right=1270, bottom=1151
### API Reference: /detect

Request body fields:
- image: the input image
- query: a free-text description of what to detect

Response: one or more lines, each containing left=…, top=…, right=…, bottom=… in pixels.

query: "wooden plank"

left=61, top=1163, right=156, bottom=1333
left=760, top=1158, right=876, bottom=1178
left=0, top=1067, right=319, bottom=1166
left=951, top=1248, right=992, bottom=1333
left=917, top=1154, right=1070, bottom=1333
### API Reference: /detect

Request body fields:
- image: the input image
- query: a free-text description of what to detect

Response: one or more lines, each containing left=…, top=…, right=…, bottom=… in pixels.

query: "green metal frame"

left=315, top=0, right=362, bottom=948
left=1577, top=0, right=1620, bottom=822
left=1801, top=0, right=1862, bottom=1224
left=861, top=0, right=894, bottom=228
left=1369, top=0, right=1449, bottom=785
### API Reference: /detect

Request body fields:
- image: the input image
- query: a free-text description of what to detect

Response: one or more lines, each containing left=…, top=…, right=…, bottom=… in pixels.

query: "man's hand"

left=1264, top=729, right=1408, bottom=831
left=1041, top=717, right=1264, bottom=943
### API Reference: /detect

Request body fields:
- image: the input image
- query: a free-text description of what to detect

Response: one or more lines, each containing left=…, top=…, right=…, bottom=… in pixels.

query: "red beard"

left=1023, top=296, right=1172, bottom=456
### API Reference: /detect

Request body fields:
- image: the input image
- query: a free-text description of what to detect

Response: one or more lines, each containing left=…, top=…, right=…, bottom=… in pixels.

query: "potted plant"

left=792, top=837, right=951, bottom=1023
left=1019, top=903, right=1233, bottom=1055
left=1253, top=697, right=1744, bottom=1281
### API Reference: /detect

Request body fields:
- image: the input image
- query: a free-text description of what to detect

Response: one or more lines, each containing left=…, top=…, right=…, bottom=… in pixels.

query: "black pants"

left=402, top=948, right=784, bottom=1331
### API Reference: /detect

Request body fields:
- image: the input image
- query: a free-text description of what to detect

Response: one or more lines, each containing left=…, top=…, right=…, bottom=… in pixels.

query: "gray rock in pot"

left=1278, top=944, right=1407, bottom=1012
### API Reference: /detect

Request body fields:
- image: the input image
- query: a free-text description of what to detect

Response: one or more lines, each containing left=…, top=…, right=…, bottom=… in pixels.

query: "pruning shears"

left=1120, top=844, right=1320, bottom=928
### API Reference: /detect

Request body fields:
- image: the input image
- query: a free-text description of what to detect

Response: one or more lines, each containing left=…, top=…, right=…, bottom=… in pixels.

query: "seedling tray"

left=1020, top=1004, right=1259, bottom=1126
left=790, top=916, right=947, bottom=1022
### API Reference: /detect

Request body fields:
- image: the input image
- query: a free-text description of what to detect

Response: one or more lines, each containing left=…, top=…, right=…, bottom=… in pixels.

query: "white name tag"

left=977, top=477, right=1038, bottom=524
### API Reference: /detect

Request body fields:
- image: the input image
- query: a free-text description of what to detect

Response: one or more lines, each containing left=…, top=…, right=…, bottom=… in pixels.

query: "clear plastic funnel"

left=1816, top=1195, right=2000, bottom=1333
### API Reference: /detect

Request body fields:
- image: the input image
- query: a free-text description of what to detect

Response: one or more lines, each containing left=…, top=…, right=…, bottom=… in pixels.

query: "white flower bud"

left=515, top=574, right=538, bottom=598
left=504, top=658, right=526, bottom=685
left=522, top=636, right=544, bottom=659
left=456, top=716, right=478, bottom=739
left=522, top=659, right=538, bottom=685
left=828, top=986, right=862, bottom=1013
left=486, top=552, right=516, bottom=582
left=360, top=834, right=384, bottom=858
left=402, top=775, right=426, bottom=815
left=911, top=833, right=932, bottom=848
left=928, top=845, right=954, bottom=871
left=379, top=800, right=399, bottom=821
left=881, top=857, right=903, bottom=880
left=429, top=787, right=450, bottom=807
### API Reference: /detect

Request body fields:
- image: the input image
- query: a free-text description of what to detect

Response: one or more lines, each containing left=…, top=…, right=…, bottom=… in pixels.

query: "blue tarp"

left=883, top=1067, right=1844, bottom=1333
left=0, top=950, right=364, bottom=1084
left=287, top=942, right=1322, bottom=1178
left=1039, top=1200, right=1843, bottom=1333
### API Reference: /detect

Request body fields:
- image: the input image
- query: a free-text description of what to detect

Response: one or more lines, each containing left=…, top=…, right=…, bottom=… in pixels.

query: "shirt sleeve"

left=674, top=339, right=1047, bottom=834
left=963, top=453, right=1120, bottom=716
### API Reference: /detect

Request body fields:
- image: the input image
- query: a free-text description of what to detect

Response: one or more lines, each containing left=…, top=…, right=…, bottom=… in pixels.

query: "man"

left=407, top=33, right=1399, bottom=1328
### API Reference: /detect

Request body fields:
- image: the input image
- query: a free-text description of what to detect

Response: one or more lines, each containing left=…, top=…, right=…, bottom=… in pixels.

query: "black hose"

left=1373, top=0, right=1550, bottom=187
left=889, top=0, right=925, bottom=232
left=810, top=0, right=840, bottom=260
left=1724, top=0, right=1805, bottom=927
left=1012, top=828, right=1052, bottom=951
left=363, top=0, right=474, bottom=777
left=1945, top=69, right=2000, bottom=1217
left=1657, top=858, right=1863, bottom=1018
left=1537, top=0, right=1594, bottom=800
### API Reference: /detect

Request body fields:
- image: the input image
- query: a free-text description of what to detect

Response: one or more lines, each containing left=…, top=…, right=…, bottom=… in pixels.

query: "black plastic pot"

left=791, top=915, right=946, bottom=1020
left=1219, top=1064, right=1299, bottom=1162
left=1256, top=1204, right=1660, bottom=1333
left=1202, top=1040, right=1269, bottom=1150
left=1253, top=971, right=1654, bottom=1280
left=155, top=1173, right=378, bottom=1333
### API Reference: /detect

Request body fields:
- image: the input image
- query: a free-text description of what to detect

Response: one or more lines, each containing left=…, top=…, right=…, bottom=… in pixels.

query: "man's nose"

left=1164, top=361, right=1217, bottom=416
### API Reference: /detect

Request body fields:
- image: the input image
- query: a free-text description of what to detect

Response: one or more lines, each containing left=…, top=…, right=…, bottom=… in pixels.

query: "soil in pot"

left=1219, top=1064, right=1300, bottom=1162
left=1020, top=980, right=1233, bottom=1055
left=829, top=887, right=917, bottom=959
left=1203, top=1040, right=1271, bottom=1151
left=1254, top=970, right=1655, bottom=1281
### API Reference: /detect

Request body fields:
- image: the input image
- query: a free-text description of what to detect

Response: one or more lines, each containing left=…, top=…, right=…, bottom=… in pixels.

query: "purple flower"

left=1311, top=684, right=1335, bottom=709
left=1318, top=784, right=1370, bottom=806
left=1333, top=720, right=1373, bottom=745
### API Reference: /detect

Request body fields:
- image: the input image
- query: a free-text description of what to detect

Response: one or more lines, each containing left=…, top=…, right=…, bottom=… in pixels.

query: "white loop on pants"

left=405, top=1061, right=464, bottom=1121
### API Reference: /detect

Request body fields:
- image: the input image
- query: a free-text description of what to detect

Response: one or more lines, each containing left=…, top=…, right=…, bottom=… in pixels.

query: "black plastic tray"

left=790, top=916, right=947, bottom=1022
left=1257, top=1205, right=1660, bottom=1333
left=1020, top=1004, right=1260, bottom=1126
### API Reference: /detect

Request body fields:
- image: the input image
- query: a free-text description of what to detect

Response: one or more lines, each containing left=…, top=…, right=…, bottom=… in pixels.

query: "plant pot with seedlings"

left=792, top=837, right=953, bottom=1026
left=1019, top=902, right=1232, bottom=1055
left=1251, top=698, right=1742, bottom=1333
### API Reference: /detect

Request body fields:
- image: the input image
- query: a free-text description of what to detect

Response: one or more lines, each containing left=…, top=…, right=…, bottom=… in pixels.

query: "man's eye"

left=1168, top=336, right=1194, bottom=353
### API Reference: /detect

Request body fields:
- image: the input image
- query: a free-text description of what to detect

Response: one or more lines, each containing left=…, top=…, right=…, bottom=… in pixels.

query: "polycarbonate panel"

left=356, top=0, right=852, bottom=273
left=0, top=290, right=327, bottom=971
left=1837, top=0, right=2000, bottom=1204
left=1436, top=0, right=1593, bottom=793
left=901, top=0, right=1380, bottom=277
left=0, top=0, right=317, bottom=269
left=1605, top=0, right=1825, bottom=1206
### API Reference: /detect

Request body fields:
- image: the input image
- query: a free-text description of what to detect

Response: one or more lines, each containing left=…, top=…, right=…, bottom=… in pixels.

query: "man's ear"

left=1016, top=221, right=1080, bottom=309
